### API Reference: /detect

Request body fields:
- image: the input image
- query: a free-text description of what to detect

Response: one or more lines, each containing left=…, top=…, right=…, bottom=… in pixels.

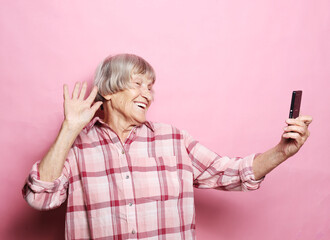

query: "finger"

left=63, top=84, right=69, bottom=100
left=90, top=101, right=103, bottom=113
left=286, top=118, right=307, bottom=127
left=86, top=86, right=99, bottom=104
left=298, top=115, right=313, bottom=126
left=284, top=125, right=306, bottom=135
left=282, top=132, right=301, bottom=140
left=72, top=82, right=81, bottom=99
left=78, top=82, right=87, bottom=101
left=286, top=116, right=313, bottom=129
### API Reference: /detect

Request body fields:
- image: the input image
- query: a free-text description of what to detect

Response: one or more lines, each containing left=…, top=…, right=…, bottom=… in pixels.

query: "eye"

left=133, top=81, right=141, bottom=87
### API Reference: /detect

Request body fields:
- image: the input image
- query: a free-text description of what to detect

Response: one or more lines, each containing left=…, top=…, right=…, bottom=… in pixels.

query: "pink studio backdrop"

left=1, top=1, right=329, bottom=239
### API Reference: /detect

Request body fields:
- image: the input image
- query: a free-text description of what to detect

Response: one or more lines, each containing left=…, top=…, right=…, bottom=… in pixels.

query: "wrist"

left=61, top=120, right=83, bottom=136
left=274, top=143, right=289, bottom=163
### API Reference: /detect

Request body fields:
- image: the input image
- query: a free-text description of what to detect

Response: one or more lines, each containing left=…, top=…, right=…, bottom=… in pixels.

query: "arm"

left=253, top=115, right=312, bottom=180
left=23, top=82, right=102, bottom=210
left=184, top=131, right=262, bottom=191
left=38, top=82, right=102, bottom=182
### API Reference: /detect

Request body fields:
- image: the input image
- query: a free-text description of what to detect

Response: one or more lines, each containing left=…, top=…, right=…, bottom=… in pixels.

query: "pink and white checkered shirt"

left=23, top=117, right=263, bottom=240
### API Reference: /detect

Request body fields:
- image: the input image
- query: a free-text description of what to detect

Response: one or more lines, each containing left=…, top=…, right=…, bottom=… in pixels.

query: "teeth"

left=136, top=102, right=147, bottom=109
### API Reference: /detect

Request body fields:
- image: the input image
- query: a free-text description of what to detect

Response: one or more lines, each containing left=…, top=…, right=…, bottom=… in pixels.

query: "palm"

left=279, top=137, right=300, bottom=158
left=279, top=116, right=312, bottom=159
left=63, top=82, right=102, bottom=131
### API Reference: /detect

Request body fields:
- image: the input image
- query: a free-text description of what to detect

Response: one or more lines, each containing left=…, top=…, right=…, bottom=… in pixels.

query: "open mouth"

left=135, top=102, right=147, bottom=109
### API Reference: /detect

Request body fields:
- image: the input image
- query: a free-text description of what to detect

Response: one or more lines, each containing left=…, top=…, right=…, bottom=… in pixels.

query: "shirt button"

left=121, top=149, right=125, bottom=154
left=132, top=230, right=136, bottom=234
left=125, top=175, right=129, bottom=179
left=129, top=202, right=133, bottom=206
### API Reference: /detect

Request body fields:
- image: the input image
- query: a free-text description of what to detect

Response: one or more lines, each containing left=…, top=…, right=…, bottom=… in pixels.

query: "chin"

left=131, top=115, right=146, bottom=126
left=136, top=118, right=146, bottom=125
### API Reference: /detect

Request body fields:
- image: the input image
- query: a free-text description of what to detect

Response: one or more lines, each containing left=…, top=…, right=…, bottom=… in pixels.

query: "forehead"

left=131, top=74, right=155, bottom=85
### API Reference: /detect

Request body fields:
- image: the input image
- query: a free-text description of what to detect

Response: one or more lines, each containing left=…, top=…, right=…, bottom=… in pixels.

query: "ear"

left=102, top=94, right=112, bottom=101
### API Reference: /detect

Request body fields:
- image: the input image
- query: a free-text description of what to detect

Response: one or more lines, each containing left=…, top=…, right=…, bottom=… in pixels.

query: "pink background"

left=1, top=1, right=329, bottom=239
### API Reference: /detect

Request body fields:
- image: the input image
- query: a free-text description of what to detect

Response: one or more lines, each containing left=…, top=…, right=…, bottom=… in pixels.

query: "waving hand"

left=63, top=82, right=103, bottom=132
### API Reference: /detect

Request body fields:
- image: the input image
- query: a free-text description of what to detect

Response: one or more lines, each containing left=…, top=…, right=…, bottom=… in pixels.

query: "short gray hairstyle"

left=94, top=54, right=156, bottom=102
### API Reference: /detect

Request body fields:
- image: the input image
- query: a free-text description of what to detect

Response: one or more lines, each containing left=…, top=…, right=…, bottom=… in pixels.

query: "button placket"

left=118, top=144, right=137, bottom=237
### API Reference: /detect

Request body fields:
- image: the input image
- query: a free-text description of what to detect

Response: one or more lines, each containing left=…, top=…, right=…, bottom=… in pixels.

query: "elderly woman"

left=23, top=54, right=312, bottom=240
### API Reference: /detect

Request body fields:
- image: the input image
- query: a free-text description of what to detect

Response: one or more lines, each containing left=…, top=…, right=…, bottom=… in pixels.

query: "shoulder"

left=147, top=122, right=197, bottom=149
left=147, top=121, right=190, bottom=138
left=148, top=121, right=180, bottom=132
left=73, top=121, right=104, bottom=146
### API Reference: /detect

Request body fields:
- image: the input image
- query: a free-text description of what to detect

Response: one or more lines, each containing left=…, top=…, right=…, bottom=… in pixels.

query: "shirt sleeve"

left=22, top=150, right=73, bottom=210
left=183, top=130, right=264, bottom=191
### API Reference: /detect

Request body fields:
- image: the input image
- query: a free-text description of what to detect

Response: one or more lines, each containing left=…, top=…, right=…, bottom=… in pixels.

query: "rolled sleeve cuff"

left=239, top=153, right=265, bottom=191
left=26, top=162, right=68, bottom=193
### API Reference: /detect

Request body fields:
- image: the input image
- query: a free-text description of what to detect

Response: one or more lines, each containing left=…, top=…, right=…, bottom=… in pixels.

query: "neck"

left=103, top=105, right=137, bottom=143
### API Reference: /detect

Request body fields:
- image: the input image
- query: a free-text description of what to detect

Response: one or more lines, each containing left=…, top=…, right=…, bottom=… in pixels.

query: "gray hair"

left=94, top=54, right=156, bottom=102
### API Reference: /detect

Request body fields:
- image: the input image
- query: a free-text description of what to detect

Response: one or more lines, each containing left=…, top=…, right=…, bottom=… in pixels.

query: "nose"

left=141, top=85, right=153, bottom=102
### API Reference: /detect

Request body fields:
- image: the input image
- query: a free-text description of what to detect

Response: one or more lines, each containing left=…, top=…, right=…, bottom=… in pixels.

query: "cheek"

left=130, top=88, right=141, bottom=96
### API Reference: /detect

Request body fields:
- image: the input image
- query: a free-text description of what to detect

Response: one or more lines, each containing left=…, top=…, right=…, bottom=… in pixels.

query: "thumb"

left=91, top=101, right=103, bottom=113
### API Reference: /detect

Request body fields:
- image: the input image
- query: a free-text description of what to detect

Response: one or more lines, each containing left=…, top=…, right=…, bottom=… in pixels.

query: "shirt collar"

left=85, top=117, right=154, bottom=133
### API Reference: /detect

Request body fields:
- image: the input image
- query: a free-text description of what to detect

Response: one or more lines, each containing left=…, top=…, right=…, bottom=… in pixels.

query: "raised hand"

left=37, top=83, right=102, bottom=182
left=279, top=115, right=313, bottom=158
left=63, top=82, right=103, bottom=132
left=253, top=115, right=312, bottom=180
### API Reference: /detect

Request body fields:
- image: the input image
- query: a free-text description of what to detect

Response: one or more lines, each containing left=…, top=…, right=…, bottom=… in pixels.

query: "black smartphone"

left=289, top=90, right=302, bottom=118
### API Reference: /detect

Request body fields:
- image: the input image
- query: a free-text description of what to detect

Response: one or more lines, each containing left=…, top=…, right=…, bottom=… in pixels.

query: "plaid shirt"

left=23, top=117, right=263, bottom=240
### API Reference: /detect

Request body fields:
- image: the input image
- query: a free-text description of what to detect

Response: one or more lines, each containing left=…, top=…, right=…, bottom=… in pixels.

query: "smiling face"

left=103, top=74, right=154, bottom=127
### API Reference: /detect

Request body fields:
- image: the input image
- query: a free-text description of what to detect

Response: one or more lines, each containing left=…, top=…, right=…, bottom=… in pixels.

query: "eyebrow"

left=132, top=75, right=154, bottom=85
left=142, top=79, right=154, bottom=85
